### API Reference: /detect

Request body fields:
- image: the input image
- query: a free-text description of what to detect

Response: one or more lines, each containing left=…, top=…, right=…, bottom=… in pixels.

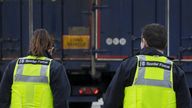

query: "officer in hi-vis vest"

left=0, top=29, right=71, bottom=108
left=103, top=24, right=192, bottom=108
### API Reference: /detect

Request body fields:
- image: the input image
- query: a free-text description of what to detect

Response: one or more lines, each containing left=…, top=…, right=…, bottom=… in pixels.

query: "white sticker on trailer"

left=113, top=38, right=119, bottom=45
left=119, top=38, right=126, bottom=45
left=106, top=38, right=113, bottom=45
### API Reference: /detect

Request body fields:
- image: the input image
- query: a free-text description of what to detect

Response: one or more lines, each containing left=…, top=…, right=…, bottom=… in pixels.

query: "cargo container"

left=0, top=0, right=192, bottom=107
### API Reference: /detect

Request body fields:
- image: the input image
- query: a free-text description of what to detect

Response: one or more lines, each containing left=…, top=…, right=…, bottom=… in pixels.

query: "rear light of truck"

left=79, top=89, right=84, bottom=95
left=93, top=88, right=99, bottom=95
left=78, top=87, right=100, bottom=95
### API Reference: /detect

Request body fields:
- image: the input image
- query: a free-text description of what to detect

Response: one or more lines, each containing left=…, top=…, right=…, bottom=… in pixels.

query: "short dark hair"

left=142, top=23, right=167, bottom=50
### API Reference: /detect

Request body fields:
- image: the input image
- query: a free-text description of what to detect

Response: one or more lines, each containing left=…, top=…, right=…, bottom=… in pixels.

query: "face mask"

left=48, top=47, right=55, bottom=56
left=140, top=38, right=145, bottom=49
left=140, top=38, right=148, bottom=49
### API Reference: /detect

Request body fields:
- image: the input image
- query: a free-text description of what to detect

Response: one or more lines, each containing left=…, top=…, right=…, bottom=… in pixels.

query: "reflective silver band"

left=16, top=64, right=24, bottom=75
left=16, top=63, right=48, bottom=76
left=134, top=55, right=173, bottom=88
left=40, top=58, right=50, bottom=76
left=15, top=58, right=50, bottom=83
left=15, top=74, right=48, bottom=83
left=16, top=58, right=25, bottom=75
left=40, top=64, right=48, bottom=76
left=135, top=78, right=172, bottom=88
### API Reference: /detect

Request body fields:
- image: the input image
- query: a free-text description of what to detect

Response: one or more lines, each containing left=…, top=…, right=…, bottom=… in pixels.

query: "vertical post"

left=155, top=0, right=157, bottom=23
left=41, top=0, right=44, bottom=28
left=29, top=0, right=33, bottom=41
left=165, top=0, right=170, bottom=56
left=131, top=0, right=134, bottom=56
left=178, top=0, right=182, bottom=62
left=61, top=0, right=64, bottom=60
left=0, top=1, right=1, bottom=34
left=91, top=0, right=96, bottom=78
left=0, top=1, right=2, bottom=60
left=179, top=0, right=182, bottom=47
left=20, top=0, right=23, bottom=56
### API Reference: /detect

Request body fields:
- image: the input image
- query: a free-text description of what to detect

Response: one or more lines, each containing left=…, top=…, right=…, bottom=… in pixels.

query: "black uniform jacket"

left=0, top=54, right=71, bottom=108
left=103, top=47, right=192, bottom=108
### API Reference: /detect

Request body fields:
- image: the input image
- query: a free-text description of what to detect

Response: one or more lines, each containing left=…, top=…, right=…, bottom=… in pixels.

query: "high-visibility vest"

left=11, top=56, right=53, bottom=108
left=123, top=55, right=176, bottom=108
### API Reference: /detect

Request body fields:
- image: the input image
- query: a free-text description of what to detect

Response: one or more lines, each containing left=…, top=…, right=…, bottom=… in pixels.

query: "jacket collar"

left=138, top=47, right=165, bottom=56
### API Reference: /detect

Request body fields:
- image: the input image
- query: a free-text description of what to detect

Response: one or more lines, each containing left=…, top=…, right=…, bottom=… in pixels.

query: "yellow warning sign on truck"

left=63, top=35, right=90, bottom=49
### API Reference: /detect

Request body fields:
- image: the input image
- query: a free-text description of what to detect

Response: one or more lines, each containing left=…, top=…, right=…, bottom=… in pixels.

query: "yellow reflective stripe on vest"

left=134, top=55, right=173, bottom=88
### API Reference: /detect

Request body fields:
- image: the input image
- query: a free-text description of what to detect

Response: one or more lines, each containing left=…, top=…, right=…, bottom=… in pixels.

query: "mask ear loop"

left=51, top=46, right=55, bottom=55
left=49, top=34, right=55, bottom=56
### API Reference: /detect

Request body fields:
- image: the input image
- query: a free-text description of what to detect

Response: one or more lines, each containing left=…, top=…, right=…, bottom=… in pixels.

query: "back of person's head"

left=29, top=29, right=53, bottom=57
left=142, top=23, right=167, bottom=50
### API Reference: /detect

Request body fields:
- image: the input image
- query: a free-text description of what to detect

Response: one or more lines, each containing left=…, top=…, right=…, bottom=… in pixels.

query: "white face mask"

left=140, top=38, right=148, bottom=49
left=140, top=40, right=144, bottom=49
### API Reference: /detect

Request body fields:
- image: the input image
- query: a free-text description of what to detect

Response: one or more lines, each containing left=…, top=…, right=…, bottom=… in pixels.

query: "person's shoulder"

left=51, top=59, right=62, bottom=64
left=120, top=56, right=137, bottom=68
left=7, top=59, right=18, bottom=67
left=172, top=62, right=185, bottom=77
left=50, top=60, right=64, bottom=68
left=122, top=56, right=137, bottom=63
